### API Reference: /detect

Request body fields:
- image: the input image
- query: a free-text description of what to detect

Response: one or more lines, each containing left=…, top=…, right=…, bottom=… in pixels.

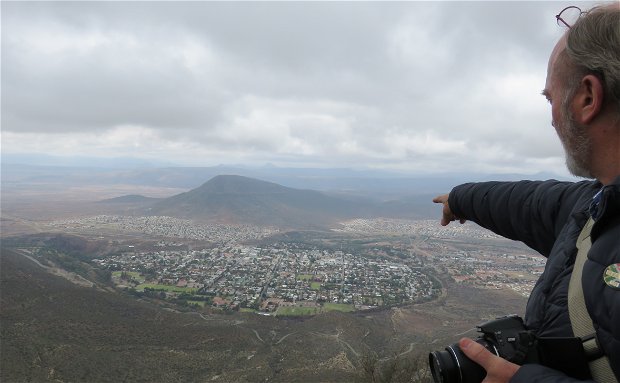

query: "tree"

left=357, top=351, right=431, bottom=383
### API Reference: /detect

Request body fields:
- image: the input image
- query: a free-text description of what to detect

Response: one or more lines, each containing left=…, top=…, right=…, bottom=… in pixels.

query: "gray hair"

left=565, top=4, right=620, bottom=114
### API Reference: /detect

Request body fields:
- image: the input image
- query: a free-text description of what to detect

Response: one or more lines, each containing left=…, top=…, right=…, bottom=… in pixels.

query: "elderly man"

left=433, top=4, right=619, bottom=383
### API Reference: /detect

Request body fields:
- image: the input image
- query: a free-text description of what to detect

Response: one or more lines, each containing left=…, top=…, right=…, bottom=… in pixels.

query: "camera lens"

left=428, top=341, right=490, bottom=383
left=429, top=348, right=460, bottom=383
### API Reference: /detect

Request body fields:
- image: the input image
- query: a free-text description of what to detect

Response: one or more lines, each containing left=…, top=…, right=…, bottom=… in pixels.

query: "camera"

left=428, top=315, right=537, bottom=383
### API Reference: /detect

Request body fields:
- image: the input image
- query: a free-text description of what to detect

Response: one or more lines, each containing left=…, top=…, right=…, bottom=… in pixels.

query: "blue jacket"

left=448, top=177, right=620, bottom=382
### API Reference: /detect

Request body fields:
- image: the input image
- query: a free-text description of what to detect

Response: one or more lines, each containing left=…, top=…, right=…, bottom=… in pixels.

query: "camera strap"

left=535, top=336, right=593, bottom=380
left=568, top=217, right=617, bottom=383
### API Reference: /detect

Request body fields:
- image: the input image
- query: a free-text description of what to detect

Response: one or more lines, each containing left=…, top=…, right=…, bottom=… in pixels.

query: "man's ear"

left=573, top=74, right=604, bottom=124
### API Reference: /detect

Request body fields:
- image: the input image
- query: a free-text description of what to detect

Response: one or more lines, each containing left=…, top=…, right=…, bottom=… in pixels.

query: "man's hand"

left=459, top=338, right=520, bottom=383
left=432, top=193, right=466, bottom=226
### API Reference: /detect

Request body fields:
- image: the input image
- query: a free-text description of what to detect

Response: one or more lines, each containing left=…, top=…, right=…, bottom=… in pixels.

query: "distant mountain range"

left=2, top=161, right=575, bottom=199
left=97, top=175, right=437, bottom=228
left=3, top=161, right=577, bottom=229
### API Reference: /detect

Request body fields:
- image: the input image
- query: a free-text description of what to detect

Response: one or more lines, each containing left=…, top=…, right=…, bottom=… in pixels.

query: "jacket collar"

left=590, top=176, right=620, bottom=222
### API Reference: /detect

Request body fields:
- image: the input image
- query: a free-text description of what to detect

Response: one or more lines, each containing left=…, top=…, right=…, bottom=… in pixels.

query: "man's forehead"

left=547, top=34, right=568, bottom=77
left=550, top=34, right=568, bottom=65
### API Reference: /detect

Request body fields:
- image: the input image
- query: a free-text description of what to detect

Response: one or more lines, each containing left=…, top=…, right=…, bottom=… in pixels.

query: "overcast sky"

left=2, top=1, right=608, bottom=176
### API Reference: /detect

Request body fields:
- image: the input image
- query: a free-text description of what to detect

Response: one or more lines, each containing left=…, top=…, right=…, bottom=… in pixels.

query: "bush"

left=358, top=350, right=431, bottom=383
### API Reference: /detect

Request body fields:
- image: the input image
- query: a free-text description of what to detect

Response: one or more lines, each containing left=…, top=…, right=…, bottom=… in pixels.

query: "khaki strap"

left=568, top=217, right=617, bottom=382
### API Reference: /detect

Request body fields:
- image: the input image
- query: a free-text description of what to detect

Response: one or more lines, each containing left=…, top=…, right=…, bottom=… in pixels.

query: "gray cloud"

left=1, top=1, right=605, bottom=175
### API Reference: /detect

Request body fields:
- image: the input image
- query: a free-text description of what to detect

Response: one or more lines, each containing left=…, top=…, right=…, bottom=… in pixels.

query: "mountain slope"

left=148, top=175, right=372, bottom=228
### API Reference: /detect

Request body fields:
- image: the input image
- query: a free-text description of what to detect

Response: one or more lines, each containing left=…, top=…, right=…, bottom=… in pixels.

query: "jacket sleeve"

left=511, top=364, right=596, bottom=383
left=448, top=180, right=593, bottom=257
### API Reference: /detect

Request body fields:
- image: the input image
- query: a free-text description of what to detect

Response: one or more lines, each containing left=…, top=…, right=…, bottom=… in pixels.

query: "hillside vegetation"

left=1, top=247, right=439, bottom=382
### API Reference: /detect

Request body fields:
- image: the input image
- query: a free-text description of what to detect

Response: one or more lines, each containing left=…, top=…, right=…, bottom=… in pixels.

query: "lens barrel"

left=428, top=341, right=489, bottom=383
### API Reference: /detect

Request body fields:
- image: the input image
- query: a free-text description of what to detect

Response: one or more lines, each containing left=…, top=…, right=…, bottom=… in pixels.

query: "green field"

left=187, top=300, right=206, bottom=307
left=276, top=306, right=319, bottom=316
left=136, top=283, right=198, bottom=294
left=323, top=303, right=355, bottom=312
left=310, top=282, right=321, bottom=290
left=297, top=274, right=314, bottom=281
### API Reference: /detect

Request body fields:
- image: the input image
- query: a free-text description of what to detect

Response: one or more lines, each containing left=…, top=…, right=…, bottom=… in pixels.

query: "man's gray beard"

left=561, top=110, right=594, bottom=179
left=565, top=150, right=594, bottom=178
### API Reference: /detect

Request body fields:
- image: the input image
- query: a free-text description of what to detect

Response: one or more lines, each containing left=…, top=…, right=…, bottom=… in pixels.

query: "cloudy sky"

left=2, top=1, right=606, bottom=176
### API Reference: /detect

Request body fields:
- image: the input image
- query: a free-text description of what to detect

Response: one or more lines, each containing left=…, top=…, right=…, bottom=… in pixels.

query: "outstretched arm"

left=434, top=181, right=596, bottom=257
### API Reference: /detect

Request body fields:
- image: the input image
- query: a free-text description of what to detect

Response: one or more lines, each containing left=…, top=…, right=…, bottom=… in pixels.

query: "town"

left=53, top=215, right=545, bottom=314
left=94, top=243, right=438, bottom=313
left=50, top=215, right=279, bottom=245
